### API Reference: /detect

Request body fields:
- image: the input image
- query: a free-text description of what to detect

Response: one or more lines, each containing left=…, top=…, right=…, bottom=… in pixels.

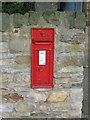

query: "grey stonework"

left=1, top=12, right=86, bottom=118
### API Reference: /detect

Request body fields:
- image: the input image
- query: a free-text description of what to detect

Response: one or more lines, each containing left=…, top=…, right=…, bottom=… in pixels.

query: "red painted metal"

left=31, top=28, right=54, bottom=88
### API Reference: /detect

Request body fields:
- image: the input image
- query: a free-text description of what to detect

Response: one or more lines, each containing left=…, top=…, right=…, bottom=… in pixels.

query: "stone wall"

left=0, top=11, right=86, bottom=118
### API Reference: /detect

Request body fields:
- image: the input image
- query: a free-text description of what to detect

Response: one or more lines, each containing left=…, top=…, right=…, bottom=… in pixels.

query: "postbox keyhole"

left=38, top=67, right=42, bottom=71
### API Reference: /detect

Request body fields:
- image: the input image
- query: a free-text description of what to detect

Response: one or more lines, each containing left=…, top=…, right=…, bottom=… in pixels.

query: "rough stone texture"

left=4, top=93, right=24, bottom=102
left=63, top=29, right=85, bottom=43
left=0, top=103, right=13, bottom=113
left=29, top=11, right=40, bottom=25
left=13, top=14, right=23, bottom=28
left=65, top=12, right=75, bottom=29
left=2, top=32, right=10, bottom=42
left=15, top=101, right=35, bottom=112
left=9, top=35, right=30, bottom=53
left=43, top=12, right=61, bottom=26
left=1, top=11, right=86, bottom=118
left=57, top=52, right=84, bottom=67
left=1, top=13, right=10, bottom=32
left=15, top=56, right=30, bottom=64
left=0, top=58, right=15, bottom=66
left=27, top=91, right=47, bottom=102
left=47, top=91, right=69, bottom=102
left=0, top=32, right=2, bottom=41
left=0, top=42, right=8, bottom=53
left=75, top=12, right=86, bottom=29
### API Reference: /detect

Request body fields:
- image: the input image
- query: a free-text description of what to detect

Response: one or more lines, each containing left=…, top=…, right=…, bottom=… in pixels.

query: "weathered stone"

left=2, top=113, right=10, bottom=118
left=4, top=93, right=24, bottom=102
left=0, top=58, right=15, bottom=66
left=47, top=91, right=69, bottom=102
left=22, top=13, right=29, bottom=25
left=0, top=11, right=85, bottom=118
left=15, top=56, right=30, bottom=64
left=0, top=103, right=13, bottom=112
left=57, top=42, right=85, bottom=53
left=9, top=35, right=30, bottom=52
left=62, top=29, right=85, bottom=43
left=0, top=53, right=14, bottom=59
left=13, top=13, right=23, bottom=28
left=1, top=13, right=10, bottom=32
left=57, top=52, right=85, bottom=67
left=2, top=32, right=10, bottom=42
left=13, top=86, right=30, bottom=92
left=0, top=65, right=30, bottom=74
left=0, top=2, right=2, bottom=12
left=49, top=102, right=70, bottom=112
left=55, top=78, right=69, bottom=84
left=65, top=12, right=75, bottom=28
left=59, top=66, right=83, bottom=74
left=29, top=11, right=40, bottom=25
left=20, top=25, right=30, bottom=36
left=13, top=73, right=30, bottom=84
left=31, top=113, right=48, bottom=117
left=75, top=12, right=86, bottom=29
left=15, top=101, right=35, bottom=112
left=39, top=105, right=49, bottom=113
left=2, top=73, right=13, bottom=81
left=70, top=88, right=83, bottom=104
left=0, top=42, right=8, bottom=53
left=27, top=91, right=47, bottom=102
left=69, top=111, right=81, bottom=118
left=43, top=11, right=60, bottom=26
left=0, top=32, right=2, bottom=41
left=9, top=112, right=31, bottom=118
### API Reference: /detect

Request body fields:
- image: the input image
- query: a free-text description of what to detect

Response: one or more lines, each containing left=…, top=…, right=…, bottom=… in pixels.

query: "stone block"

left=0, top=53, right=14, bottom=59
left=29, top=11, right=40, bottom=25
left=9, top=112, right=31, bottom=118
left=0, top=65, right=30, bottom=74
left=4, top=93, right=24, bottom=102
left=15, top=101, right=35, bottom=113
left=49, top=102, right=70, bottom=112
left=2, top=73, right=13, bottom=82
left=56, top=52, right=85, bottom=68
left=0, top=103, right=13, bottom=113
left=59, top=66, right=83, bottom=74
left=9, top=35, right=30, bottom=53
left=13, top=72, right=30, bottom=84
left=0, top=13, right=10, bottom=32
left=47, top=91, right=69, bottom=102
left=0, top=42, right=8, bottom=53
left=13, top=13, right=23, bottom=28
left=0, top=32, right=2, bottom=41
left=2, top=32, right=10, bottom=42
left=27, top=91, right=47, bottom=102
left=56, top=42, right=85, bottom=53
left=22, top=13, right=29, bottom=25
left=75, top=12, right=86, bottom=29
left=65, top=12, right=75, bottom=29
left=63, top=29, right=85, bottom=43
left=0, top=58, right=15, bottom=66
left=43, top=11, right=60, bottom=26
left=15, top=56, right=30, bottom=64
left=70, top=88, right=83, bottom=104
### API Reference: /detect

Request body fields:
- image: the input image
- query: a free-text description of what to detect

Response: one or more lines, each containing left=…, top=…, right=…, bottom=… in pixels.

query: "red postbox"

left=31, top=28, right=54, bottom=88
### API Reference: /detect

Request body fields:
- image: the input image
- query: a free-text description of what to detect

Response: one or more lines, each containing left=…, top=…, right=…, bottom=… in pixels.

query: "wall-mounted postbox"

left=31, top=28, right=54, bottom=88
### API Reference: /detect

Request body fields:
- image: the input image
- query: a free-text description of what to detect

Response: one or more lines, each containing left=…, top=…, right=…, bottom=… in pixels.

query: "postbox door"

left=36, top=50, right=50, bottom=84
left=31, top=44, right=53, bottom=88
